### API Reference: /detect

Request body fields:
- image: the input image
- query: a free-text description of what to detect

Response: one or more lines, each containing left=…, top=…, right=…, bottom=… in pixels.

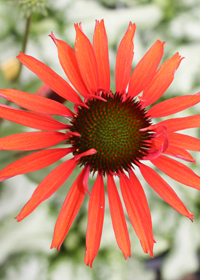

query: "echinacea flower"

left=1, top=20, right=200, bottom=267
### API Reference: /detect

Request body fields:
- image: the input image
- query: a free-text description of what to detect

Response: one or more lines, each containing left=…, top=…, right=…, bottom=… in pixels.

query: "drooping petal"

left=93, top=20, right=110, bottom=91
left=115, top=22, right=136, bottom=93
left=151, top=155, right=200, bottom=190
left=128, top=40, right=164, bottom=98
left=141, top=53, right=183, bottom=107
left=51, top=167, right=86, bottom=250
left=17, top=52, right=83, bottom=104
left=50, top=34, right=89, bottom=97
left=158, top=115, right=200, bottom=132
left=148, top=92, right=200, bottom=118
left=0, top=105, right=67, bottom=130
left=84, top=172, right=105, bottom=267
left=75, top=24, right=99, bottom=94
left=0, top=148, right=74, bottom=182
left=139, top=163, right=194, bottom=220
left=16, top=158, right=78, bottom=222
left=0, top=89, right=73, bottom=117
left=120, top=173, right=154, bottom=257
left=0, top=131, right=69, bottom=151
left=107, top=173, right=131, bottom=259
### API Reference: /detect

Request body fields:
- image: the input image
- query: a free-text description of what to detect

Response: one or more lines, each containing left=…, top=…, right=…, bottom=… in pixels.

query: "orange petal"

left=129, top=169, right=153, bottom=228
left=0, top=148, right=74, bottom=181
left=120, top=173, right=154, bottom=257
left=141, top=53, right=183, bottom=106
left=0, top=131, right=69, bottom=151
left=51, top=167, right=86, bottom=250
left=75, top=24, right=99, bottom=94
left=0, top=105, right=67, bottom=130
left=0, top=89, right=73, bottom=117
left=151, top=155, right=200, bottom=190
left=93, top=20, right=110, bottom=91
left=155, top=132, right=200, bottom=151
left=158, top=115, right=200, bottom=132
left=16, top=158, right=78, bottom=222
left=107, top=173, right=131, bottom=259
left=84, top=172, right=105, bottom=267
left=153, top=139, right=195, bottom=162
left=17, top=52, right=82, bottom=104
left=148, top=92, right=200, bottom=118
left=115, top=22, right=136, bottom=93
left=50, top=35, right=89, bottom=97
left=139, top=163, right=194, bottom=220
left=128, top=40, right=164, bottom=98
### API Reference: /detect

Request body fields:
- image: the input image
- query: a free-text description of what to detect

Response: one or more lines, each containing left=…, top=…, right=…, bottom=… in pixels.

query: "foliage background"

left=0, top=0, right=200, bottom=279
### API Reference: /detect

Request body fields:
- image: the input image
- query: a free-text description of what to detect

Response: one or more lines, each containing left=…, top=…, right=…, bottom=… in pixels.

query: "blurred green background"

left=1, top=0, right=200, bottom=279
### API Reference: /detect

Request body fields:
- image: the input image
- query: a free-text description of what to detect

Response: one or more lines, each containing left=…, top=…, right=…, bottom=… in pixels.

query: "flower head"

left=1, top=20, right=200, bottom=267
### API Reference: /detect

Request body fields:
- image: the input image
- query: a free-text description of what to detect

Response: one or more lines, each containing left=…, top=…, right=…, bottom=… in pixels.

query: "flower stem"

left=0, top=16, right=32, bottom=131
left=14, top=15, right=32, bottom=87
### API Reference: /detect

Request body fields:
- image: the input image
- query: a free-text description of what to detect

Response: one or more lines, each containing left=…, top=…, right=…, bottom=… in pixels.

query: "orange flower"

left=1, top=20, right=200, bottom=267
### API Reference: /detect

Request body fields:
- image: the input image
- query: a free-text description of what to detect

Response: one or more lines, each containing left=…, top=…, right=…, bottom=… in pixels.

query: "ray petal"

left=0, top=105, right=67, bottom=130
left=75, top=24, right=99, bottom=94
left=158, top=115, right=200, bottom=132
left=93, top=20, right=110, bottom=91
left=120, top=173, right=154, bottom=257
left=107, top=173, right=131, bottom=259
left=84, top=172, right=105, bottom=267
left=128, top=40, right=164, bottom=98
left=141, top=53, right=183, bottom=107
left=51, top=167, right=86, bottom=250
left=0, top=89, right=73, bottom=117
left=148, top=92, right=200, bottom=118
left=0, top=131, right=69, bottom=151
left=115, top=22, right=136, bottom=93
left=17, top=52, right=82, bottom=104
left=50, top=34, right=89, bottom=97
left=16, top=158, right=78, bottom=222
left=139, top=163, right=194, bottom=220
left=0, top=148, right=74, bottom=181
left=151, top=155, right=200, bottom=190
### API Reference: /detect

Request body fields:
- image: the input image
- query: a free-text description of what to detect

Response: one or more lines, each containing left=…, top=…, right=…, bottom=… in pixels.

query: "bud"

left=16, top=0, right=49, bottom=18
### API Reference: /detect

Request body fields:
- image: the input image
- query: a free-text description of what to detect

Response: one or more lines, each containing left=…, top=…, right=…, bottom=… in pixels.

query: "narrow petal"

left=129, top=169, right=153, bottom=227
left=75, top=24, right=99, bottom=94
left=84, top=172, right=105, bottom=267
left=93, top=20, right=110, bottom=91
left=0, top=89, right=73, bottom=117
left=158, top=115, right=200, bottom=132
left=0, top=131, right=69, bottom=151
left=0, top=105, right=67, bottom=130
left=107, top=174, right=131, bottom=259
left=50, top=34, right=89, bottom=97
left=128, top=40, right=164, bottom=98
left=152, top=139, right=195, bottom=162
left=16, top=158, right=78, bottom=222
left=17, top=52, right=82, bottom=104
left=151, top=155, right=200, bottom=190
left=148, top=92, right=200, bottom=118
left=120, top=173, right=154, bottom=257
left=0, top=148, right=74, bottom=181
left=141, top=53, right=183, bottom=107
left=139, top=163, right=194, bottom=220
left=115, top=22, right=136, bottom=93
left=155, top=132, right=200, bottom=151
left=51, top=167, right=86, bottom=250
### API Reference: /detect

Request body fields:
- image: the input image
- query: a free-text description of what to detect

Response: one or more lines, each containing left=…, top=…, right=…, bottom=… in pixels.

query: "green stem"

left=0, top=16, right=32, bottom=131
left=14, top=15, right=32, bottom=87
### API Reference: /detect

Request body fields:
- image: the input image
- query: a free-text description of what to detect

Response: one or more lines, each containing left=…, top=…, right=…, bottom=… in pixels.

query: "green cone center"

left=70, top=93, right=152, bottom=174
